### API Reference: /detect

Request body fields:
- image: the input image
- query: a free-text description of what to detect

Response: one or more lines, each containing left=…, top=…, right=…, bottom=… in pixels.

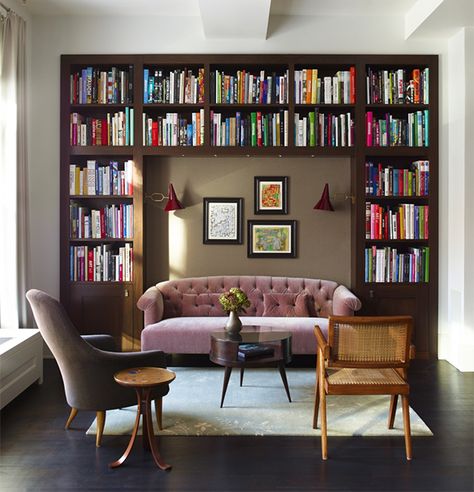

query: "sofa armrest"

left=332, top=285, right=362, bottom=316
left=137, top=286, right=164, bottom=326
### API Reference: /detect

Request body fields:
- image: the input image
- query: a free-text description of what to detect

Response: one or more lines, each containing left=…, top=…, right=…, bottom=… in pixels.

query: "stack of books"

left=237, top=343, right=274, bottom=360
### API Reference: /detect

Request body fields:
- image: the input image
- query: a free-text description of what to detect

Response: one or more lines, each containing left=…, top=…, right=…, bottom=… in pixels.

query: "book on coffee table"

left=237, top=343, right=275, bottom=360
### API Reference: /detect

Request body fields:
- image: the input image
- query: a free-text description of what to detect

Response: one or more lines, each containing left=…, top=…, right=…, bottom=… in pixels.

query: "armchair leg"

left=154, top=398, right=163, bottom=431
left=65, top=407, right=78, bottom=430
left=401, top=395, right=412, bottom=460
left=313, top=364, right=320, bottom=429
left=388, top=395, right=398, bottom=429
left=96, top=410, right=106, bottom=448
left=317, top=350, right=328, bottom=460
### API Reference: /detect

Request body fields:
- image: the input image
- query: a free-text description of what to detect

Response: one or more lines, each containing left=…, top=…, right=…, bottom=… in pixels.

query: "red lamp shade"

left=314, top=183, right=334, bottom=211
left=164, top=183, right=184, bottom=212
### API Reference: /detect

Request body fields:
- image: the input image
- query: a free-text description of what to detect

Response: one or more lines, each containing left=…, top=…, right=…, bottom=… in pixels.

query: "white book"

left=332, top=76, right=339, bottom=104
left=69, top=165, right=76, bottom=195
left=284, top=110, right=289, bottom=147
left=86, top=160, right=96, bottom=195
left=324, top=77, right=332, bottom=104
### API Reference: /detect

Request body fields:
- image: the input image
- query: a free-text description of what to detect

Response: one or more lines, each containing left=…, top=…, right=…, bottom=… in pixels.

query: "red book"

left=101, top=119, right=108, bottom=145
left=100, top=208, right=105, bottom=238
left=350, top=66, right=356, bottom=104
left=88, top=249, right=94, bottom=281
left=366, top=111, right=373, bottom=146
left=152, top=121, right=158, bottom=146
left=412, top=69, right=420, bottom=104
left=257, top=112, right=262, bottom=147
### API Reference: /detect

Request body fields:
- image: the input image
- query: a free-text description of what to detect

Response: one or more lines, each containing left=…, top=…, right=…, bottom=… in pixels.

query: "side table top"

left=114, top=367, right=176, bottom=388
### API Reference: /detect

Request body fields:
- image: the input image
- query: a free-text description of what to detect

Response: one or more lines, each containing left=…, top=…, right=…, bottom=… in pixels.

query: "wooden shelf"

left=61, top=53, right=438, bottom=357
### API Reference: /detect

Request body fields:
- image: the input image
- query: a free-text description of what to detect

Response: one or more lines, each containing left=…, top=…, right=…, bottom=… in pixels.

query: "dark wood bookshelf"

left=61, top=53, right=438, bottom=356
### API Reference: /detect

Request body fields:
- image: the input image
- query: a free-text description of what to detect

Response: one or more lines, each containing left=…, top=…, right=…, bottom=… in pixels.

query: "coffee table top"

left=211, top=327, right=291, bottom=345
left=113, top=367, right=176, bottom=388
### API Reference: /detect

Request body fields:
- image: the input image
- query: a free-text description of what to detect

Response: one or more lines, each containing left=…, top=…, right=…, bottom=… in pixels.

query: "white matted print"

left=203, top=198, right=243, bottom=244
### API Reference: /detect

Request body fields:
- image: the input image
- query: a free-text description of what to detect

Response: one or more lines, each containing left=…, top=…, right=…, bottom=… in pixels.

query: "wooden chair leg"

left=96, top=410, right=106, bottom=448
left=318, top=350, right=328, bottom=460
left=154, top=398, right=163, bottom=431
left=388, top=394, right=398, bottom=429
left=64, top=407, right=78, bottom=430
left=401, top=395, right=412, bottom=460
left=313, top=362, right=320, bottom=429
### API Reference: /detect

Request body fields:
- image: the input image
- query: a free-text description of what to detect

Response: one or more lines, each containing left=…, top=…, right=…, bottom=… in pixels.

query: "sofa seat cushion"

left=141, top=316, right=328, bottom=355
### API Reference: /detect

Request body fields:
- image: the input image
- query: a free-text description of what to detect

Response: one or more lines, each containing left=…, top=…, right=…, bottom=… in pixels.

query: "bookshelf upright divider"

left=60, top=54, right=438, bottom=356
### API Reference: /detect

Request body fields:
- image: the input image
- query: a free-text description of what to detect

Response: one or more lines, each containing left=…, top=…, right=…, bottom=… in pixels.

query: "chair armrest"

left=137, top=286, right=164, bottom=326
left=409, top=344, right=416, bottom=360
left=314, top=325, right=330, bottom=359
left=82, top=334, right=118, bottom=352
left=332, top=285, right=362, bottom=316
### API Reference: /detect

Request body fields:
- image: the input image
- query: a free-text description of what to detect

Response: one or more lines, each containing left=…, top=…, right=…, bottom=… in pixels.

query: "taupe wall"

left=145, top=156, right=351, bottom=287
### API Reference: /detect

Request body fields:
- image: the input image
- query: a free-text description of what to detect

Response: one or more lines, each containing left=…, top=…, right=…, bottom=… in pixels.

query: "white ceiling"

left=17, top=0, right=474, bottom=40
left=22, top=0, right=419, bottom=17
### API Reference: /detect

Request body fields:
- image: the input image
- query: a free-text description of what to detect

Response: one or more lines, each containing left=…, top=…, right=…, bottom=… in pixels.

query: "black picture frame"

left=254, top=176, right=288, bottom=215
left=247, top=220, right=297, bottom=258
left=203, top=197, right=243, bottom=244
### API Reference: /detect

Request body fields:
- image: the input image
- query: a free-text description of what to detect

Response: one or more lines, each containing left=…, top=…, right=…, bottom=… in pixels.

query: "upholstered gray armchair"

left=26, top=289, right=169, bottom=447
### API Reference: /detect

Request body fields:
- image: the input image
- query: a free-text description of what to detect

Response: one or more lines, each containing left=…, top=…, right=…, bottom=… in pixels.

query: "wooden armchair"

left=313, top=315, right=414, bottom=460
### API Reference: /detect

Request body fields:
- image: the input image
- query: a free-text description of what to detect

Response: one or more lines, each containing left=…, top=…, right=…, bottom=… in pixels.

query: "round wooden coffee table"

left=210, top=328, right=292, bottom=408
left=109, top=367, right=176, bottom=470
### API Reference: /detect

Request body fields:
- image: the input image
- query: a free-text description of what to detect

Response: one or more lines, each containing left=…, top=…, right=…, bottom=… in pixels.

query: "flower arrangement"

left=219, top=287, right=251, bottom=313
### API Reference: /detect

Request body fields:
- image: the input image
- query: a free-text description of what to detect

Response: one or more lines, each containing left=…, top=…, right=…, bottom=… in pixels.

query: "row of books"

left=210, top=69, right=289, bottom=104
left=365, top=246, right=429, bottom=283
left=210, top=110, right=289, bottom=147
left=366, top=110, right=429, bottom=147
left=366, top=67, right=429, bottom=105
left=143, top=68, right=205, bottom=104
left=294, top=68, right=356, bottom=104
left=70, top=109, right=134, bottom=146
left=295, top=111, right=354, bottom=147
left=69, top=244, right=133, bottom=282
left=365, top=160, right=429, bottom=197
left=70, top=204, right=133, bottom=239
left=142, top=110, right=205, bottom=147
left=69, top=160, right=133, bottom=196
left=70, top=66, right=134, bottom=105
left=366, top=203, right=429, bottom=240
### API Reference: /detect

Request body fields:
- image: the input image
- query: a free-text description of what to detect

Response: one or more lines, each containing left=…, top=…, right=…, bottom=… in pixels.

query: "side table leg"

left=220, top=366, right=232, bottom=408
left=278, top=362, right=292, bottom=402
left=240, top=368, right=244, bottom=387
left=144, top=391, right=172, bottom=471
left=109, top=390, right=143, bottom=468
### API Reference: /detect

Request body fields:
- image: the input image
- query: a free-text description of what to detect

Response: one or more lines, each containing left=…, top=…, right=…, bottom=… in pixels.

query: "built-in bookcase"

left=61, top=54, right=438, bottom=356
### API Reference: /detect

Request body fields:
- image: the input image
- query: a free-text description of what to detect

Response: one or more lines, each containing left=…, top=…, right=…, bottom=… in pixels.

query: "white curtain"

left=0, top=9, right=29, bottom=328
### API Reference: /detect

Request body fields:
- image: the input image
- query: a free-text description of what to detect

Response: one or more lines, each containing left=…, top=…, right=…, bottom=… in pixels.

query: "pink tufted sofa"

left=138, top=276, right=362, bottom=355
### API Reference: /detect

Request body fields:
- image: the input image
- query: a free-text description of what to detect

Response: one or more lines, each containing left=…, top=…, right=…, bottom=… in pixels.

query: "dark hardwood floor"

left=1, top=358, right=473, bottom=492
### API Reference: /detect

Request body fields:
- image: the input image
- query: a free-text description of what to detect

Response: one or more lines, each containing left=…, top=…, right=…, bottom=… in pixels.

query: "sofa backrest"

left=156, top=276, right=339, bottom=319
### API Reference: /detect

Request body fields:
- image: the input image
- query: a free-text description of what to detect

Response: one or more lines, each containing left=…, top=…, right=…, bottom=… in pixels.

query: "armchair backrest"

left=327, top=315, right=413, bottom=369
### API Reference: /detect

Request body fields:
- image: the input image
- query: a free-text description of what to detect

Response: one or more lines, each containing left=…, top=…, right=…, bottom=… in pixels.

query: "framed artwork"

left=203, top=197, right=243, bottom=244
left=247, top=220, right=297, bottom=258
left=254, top=176, right=288, bottom=214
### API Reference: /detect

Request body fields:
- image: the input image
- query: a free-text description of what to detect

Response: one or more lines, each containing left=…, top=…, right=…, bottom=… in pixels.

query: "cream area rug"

left=87, top=367, right=432, bottom=437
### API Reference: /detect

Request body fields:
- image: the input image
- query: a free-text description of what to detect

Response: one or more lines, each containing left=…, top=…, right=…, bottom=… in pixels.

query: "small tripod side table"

left=109, top=367, right=175, bottom=470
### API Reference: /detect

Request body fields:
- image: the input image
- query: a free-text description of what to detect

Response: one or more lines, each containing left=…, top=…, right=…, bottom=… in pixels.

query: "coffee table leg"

left=240, top=368, right=244, bottom=387
left=220, top=366, right=232, bottom=408
left=109, top=389, right=143, bottom=468
left=278, top=362, right=292, bottom=402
